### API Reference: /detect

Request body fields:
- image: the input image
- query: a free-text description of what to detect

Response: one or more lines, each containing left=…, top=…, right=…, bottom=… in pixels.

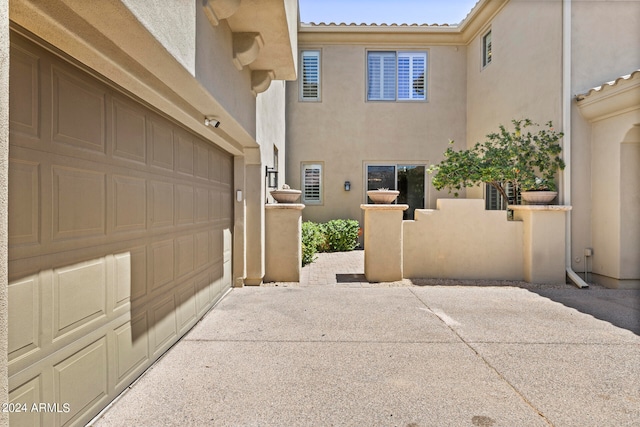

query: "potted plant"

left=366, top=187, right=400, bottom=204
left=428, top=119, right=565, bottom=206
left=270, top=184, right=302, bottom=203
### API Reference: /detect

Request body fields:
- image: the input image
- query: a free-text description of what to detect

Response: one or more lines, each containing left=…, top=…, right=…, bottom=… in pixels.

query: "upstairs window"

left=367, top=51, right=427, bottom=101
left=482, top=30, right=492, bottom=67
left=300, top=50, right=321, bottom=101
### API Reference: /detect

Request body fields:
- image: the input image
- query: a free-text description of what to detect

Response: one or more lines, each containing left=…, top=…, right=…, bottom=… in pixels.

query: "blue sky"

left=299, top=0, right=480, bottom=25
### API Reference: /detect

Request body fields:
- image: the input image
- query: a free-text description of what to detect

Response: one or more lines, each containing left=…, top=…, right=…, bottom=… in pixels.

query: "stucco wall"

left=570, top=0, right=640, bottom=274
left=404, top=199, right=524, bottom=280
left=466, top=0, right=563, bottom=198
left=195, top=4, right=256, bottom=137
left=258, top=80, right=287, bottom=195
left=286, top=42, right=467, bottom=225
left=122, top=0, right=197, bottom=75
left=591, top=114, right=640, bottom=285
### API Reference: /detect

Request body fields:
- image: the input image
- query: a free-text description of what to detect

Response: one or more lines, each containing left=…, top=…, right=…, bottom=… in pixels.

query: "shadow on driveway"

left=528, top=286, right=640, bottom=336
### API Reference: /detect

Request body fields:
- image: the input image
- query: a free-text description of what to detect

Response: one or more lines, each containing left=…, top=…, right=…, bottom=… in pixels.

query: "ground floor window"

left=366, top=164, right=425, bottom=219
left=302, top=162, right=323, bottom=204
left=485, top=183, right=520, bottom=210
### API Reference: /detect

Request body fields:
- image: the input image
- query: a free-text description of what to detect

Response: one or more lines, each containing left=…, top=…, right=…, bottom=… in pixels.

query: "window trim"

left=301, top=162, right=323, bottom=205
left=366, top=50, right=428, bottom=102
left=299, top=50, right=321, bottom=102
left=482, top=29, right=492, bottom=68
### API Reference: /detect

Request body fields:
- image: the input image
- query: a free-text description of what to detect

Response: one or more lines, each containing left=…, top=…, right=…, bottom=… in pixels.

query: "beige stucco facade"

left=286, top=0, right=640, bottom=289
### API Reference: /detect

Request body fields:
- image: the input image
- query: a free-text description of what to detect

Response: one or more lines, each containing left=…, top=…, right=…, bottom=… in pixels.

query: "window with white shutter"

left=367, top=51, right=427, bottom=101
left=300, top=50, right=321, bottom=101
left=482, top=30, right=492, bottom=68
left=302, top=163, right=322, bottom=204
left=367, top=52, right=396, bottom=101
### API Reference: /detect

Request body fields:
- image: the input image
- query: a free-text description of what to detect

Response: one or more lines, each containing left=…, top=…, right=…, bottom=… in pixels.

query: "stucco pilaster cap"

left=265, top=203, right=305, bottom=210
left=361, top=204, right=409, bottom=211
left=508, top=205, right=572, bottom=212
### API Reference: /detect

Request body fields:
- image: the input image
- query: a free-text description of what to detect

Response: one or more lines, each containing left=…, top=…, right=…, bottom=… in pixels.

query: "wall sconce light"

left=204, top=116, right=221, bottom=128
left=265, top=166, right=278, bottom=189
left=344, top=181, right=351, bottom=191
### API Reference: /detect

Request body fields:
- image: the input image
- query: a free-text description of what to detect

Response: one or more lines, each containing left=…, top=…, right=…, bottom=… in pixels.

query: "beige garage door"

left=7, top=33, right=233, bottom=426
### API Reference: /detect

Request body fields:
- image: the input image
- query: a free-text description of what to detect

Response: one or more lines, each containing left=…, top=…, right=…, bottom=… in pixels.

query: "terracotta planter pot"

left=367, top=190, right=399, bottom=204
left=521, top=191, right=557, bottom=205
left=270, top=189, right=301, bottom=203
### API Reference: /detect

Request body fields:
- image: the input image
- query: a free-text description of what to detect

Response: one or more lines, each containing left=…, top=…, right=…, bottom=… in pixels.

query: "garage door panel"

left=148, top=180, right=174, bottom=228
left=54, top=337, right=108, bottom=426
left=53, top=259, right=107, bottom=340
left=52, top=166, right=106, bottom=241
left=8, top=275, right=40, bottom=362
left=195, top=230, right=210, bottom=269
left=148, top=119, right=174, bottom=171
left=195, top=143, right=209, bottom=179
left=112, top=175, right=147, bottom=233
left=113, top=313, right=149, bottom=387
left=175, top=234, right=195, bottom=279
left=8, top=158, right=40, bottom=246
left=195, top=187, right=209, bottom=223
left=113, top=252, right=132, bottom=308
left=177, top=280, right=197, bottom=333
left=175, top=132, right=194, bottom=176
left=150, top=294, right=177, bottom=356
left=9, top=375, right=43, bottom=427
left=175, top=184, right=194, bottom=225
left=9, top=33, right=234, bottom=427
left=129, top=245, right=148, bottom=302
left=52, top=65, right=106, bottom=153
left=111, top=98, right=147, bottom=164
left=148, top=239, right=175, bottom=293
left=9, top=44, right=40, bottom=138
left=195, top=272, right=213, bottom=316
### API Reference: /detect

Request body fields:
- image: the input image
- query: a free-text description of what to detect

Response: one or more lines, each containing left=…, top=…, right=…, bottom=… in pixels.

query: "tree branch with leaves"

left=428, top=119, right=565, bottom=206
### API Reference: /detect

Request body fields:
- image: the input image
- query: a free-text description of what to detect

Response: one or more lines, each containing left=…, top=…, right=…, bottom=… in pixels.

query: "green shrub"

left=321, top=219, right=360, bottom=252
left=301, top=219, right=360, bottom=265
left=301, top=221, right=324, bottom=266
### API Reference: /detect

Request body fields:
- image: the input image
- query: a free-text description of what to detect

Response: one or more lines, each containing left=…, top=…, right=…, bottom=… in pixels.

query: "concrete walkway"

left=91, top=252, right=640, bottom=427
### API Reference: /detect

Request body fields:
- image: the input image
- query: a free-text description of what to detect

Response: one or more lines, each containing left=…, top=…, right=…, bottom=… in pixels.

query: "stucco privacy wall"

left=403, top=199, right=523, bottom=280
left=465, top=0, right=562, bottom=199
left=1, top=1, right=8, bottom=425
left=286, top=41, right=467, bottom=226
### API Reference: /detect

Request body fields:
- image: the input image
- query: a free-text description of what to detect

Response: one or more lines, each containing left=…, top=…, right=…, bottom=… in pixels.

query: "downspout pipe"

left=563, top=0, right=589, bottom=288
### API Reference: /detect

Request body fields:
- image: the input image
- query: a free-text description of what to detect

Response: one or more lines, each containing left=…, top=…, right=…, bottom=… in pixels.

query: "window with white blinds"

left=482, top=30, right=492, bottom=67
left=367, top=51, right=427, bottom=101
left=485, top=183, right=519, bottom=210
left=300, top=50, right=320, bottom=101
left=302, top=163, right=322, bottom=204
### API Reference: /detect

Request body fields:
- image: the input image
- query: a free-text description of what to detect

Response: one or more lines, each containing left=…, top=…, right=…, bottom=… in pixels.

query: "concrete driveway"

left=91, top=253, right=640, bottom=427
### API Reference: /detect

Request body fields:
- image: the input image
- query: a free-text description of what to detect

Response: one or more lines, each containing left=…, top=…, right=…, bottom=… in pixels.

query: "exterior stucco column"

left=244, top=148, right=265, bottom=285
left=264, top=203, right=304, bottom=282
left=511, top=205, right=572, bottom=284
left=0, top=1, right=9, bottom=424
left=361, top=204, right=408, bottom=282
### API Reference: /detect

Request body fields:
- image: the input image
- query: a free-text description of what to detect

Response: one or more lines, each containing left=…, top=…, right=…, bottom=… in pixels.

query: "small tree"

left=428, top=119, right=565, bottom=205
